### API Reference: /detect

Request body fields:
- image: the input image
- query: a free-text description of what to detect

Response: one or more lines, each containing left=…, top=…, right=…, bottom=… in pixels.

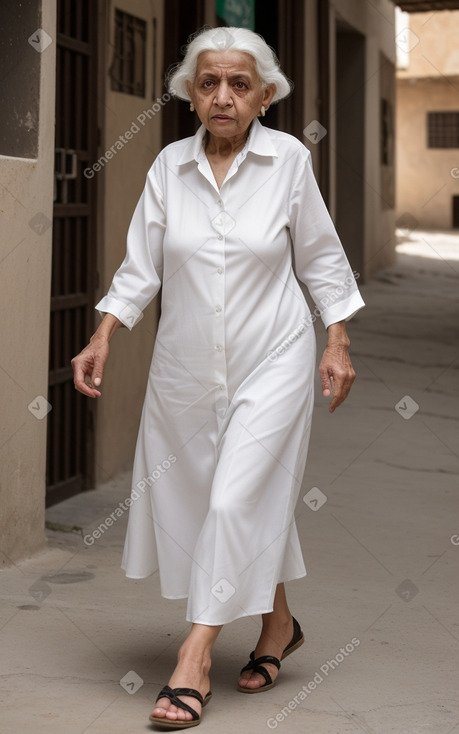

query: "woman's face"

left=187, top=50, right=275, bottom=141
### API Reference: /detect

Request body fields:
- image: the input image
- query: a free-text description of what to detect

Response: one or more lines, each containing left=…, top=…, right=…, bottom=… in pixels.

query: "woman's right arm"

left=71, top=313, right=122, bottom=398
left=72, top=159, right=166, bottom=398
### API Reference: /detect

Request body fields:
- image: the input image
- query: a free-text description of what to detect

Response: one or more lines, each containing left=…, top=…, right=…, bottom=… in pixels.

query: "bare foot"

left=238, top=615, right=294, bottom=691
left=150, top=654, right=211, bottom=724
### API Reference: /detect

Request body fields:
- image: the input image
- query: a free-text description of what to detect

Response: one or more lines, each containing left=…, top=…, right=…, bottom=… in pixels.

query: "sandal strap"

left=283, top=617, right=302, bottom=653
left=239, top=651, right=281, bottom=686
left=249, top=651, right=281, bottom=669
left=155, top=685, right=203, bottom=721
left=292, top=617, right=302, bottom=644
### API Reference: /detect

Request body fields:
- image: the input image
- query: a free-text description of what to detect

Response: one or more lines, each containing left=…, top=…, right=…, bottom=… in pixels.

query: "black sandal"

left=237, top=616, right=304, bottom=694
left=150, top=684, right=212, bottom=729
left=281, top=616, right=304, bottom=660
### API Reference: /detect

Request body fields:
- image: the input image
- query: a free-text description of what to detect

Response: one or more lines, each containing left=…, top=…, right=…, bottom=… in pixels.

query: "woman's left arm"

left=319, top=320, right=356, bottom=413
left=289, top=148, right=365, bottom=330
left=288, top=147, right=365, bottom=411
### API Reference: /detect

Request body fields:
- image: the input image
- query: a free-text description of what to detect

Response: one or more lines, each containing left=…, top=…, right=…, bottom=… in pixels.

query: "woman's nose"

left=214, top=82, right=232, bottom=107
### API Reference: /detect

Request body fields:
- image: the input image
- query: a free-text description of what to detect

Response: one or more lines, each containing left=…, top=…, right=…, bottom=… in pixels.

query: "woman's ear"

left=186, top=80, right=193, bottom=101
left=262, top=83, right=276, bottom=109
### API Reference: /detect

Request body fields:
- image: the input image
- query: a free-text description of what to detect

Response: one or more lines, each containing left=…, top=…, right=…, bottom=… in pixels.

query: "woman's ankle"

left=177, top=645, right=212, bottom=673
left=176, top=623, right=222, bottom=670
left=262, top=610, right=293, bottom=628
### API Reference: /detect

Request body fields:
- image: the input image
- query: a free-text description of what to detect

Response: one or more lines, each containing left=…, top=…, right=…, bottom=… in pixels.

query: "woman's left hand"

left=318, top=321, right=356, bottom=413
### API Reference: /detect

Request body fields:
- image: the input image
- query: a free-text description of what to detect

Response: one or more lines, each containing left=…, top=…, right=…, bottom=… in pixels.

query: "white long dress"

left=96, top=118, right=365, bottom=625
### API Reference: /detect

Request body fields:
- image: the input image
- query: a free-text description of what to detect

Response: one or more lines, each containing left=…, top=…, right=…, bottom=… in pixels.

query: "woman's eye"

left=234, top=82, right=246, bottom=89
left=203, top=80, right=214, bottom=88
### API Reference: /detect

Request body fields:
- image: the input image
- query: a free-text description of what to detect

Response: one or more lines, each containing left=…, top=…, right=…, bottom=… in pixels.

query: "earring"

left=190, top=102, right=195, bottom=112
left=258, top=105, right=266, bottom=117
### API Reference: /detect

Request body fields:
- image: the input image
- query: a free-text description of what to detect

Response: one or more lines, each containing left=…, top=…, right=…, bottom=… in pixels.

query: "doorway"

left=46, top=0, right=99, bottom=506
left=335, top=22, right=366, bottom=276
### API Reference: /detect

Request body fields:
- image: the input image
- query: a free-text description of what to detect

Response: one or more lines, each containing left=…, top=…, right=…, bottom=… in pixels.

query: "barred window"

left=427, top=112, right=459, bottom=149
left=110, top=10, right=146, bottom=97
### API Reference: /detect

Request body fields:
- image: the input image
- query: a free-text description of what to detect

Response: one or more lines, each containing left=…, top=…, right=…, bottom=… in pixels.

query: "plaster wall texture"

left=0, top=1, right=57, bottom=564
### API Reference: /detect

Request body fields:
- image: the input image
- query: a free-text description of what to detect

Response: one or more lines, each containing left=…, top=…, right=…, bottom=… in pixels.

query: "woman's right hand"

left=71, top=335, right=109, bottom=397
left=71, top=314, right=122, bottom=397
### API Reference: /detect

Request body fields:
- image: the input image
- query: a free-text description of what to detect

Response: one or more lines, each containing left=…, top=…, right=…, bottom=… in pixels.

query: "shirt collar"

left=177, top=117, right=278, bottom=165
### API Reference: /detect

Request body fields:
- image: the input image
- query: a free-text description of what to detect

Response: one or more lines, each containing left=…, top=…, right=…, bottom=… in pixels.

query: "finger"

left=72, top=360, right=101, bottom=398
left=319, top=365, right=332, bottom=397
left=90, top=355, right=105, bottom=388
left=328, top=375, right=344, bottom=412
left=79, top=378, right=101, bottom=398
left=329, top=371, right=355, bottom=412
left=84, top=375, right=102, bottom=398
left=329, top=392, right=342, bottom=412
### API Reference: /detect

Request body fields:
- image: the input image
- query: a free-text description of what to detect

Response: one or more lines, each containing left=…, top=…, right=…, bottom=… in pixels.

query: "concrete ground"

left=1, top=230, right=458, bottom=734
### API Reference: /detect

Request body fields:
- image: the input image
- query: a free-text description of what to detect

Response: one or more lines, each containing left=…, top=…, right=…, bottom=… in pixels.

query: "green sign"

left=216, top=0, right=255, bottom=29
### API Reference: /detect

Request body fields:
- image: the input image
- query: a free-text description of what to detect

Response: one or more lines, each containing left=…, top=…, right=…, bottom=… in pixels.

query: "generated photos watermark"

left=266, top=637, right=361, bottom=728
left=267, top=271, right=360, bottom=363
left=303, top=120, right=328, bottom=145
left=28, top=28, right=53, bottom=53
left=303, top=487, right=327, bottom=511
left=120, top=670, right=144, bottom=695
left=84, top=454, right=176, bottom=546
left=395, top=395, right=419, bottom=420
left=84, top=93, right=172, bottom=179
left=28, top=395, right=52, bottom=420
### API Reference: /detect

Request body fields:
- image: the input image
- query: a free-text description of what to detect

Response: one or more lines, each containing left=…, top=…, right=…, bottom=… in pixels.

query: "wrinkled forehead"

left=194, top=49, right=259, bottom=79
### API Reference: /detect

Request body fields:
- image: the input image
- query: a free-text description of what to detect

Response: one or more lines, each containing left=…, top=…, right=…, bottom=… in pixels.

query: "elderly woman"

left=72, top=26, right=364, bottom=729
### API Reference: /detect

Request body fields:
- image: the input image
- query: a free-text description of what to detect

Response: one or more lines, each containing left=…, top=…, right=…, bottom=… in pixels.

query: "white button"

left=217, top=199, right=223, bottom=205
left=215, top=344, right=223, bottom=351
left=218, top=234, right=223, bottom=240
left=217, top=267, right=223, bottom=274
left=215, top=305, right=222, bottom=313
left=218, top=384, right=224, bottom=391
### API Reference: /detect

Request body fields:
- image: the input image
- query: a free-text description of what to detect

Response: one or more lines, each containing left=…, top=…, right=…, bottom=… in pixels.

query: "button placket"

left=210, top=195, right=228, bottom=415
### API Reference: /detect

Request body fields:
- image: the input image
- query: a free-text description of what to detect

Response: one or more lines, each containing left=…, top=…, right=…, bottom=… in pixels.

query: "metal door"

left=46, top=0, right=98, bottom=506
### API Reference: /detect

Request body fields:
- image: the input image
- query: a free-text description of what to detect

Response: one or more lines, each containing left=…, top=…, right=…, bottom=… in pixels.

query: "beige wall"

left=396, top=76, right=459, bottom=228
left=398, top=11, right=459, bottom=80
left=396, top=10, right=459, bottom=229
left=330, top=0, right=397, bottom=279
left=0, top=1, right=56, bottom=563
left=94, top=0, right=164, bottom=482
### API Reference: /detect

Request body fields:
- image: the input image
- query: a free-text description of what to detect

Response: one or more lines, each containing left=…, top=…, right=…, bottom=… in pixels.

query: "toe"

left=152, top=698, right=190, bottom=721
left=239, top=662, right=279, bottom=690
left=166, top=703, right=187, bottom=721
left=151, top=697, right=171, bottom=719
left=238, top=671, right=266, bottom=689
left=174, top=706, right=193, bottom=721
left=247, top=672, right=266, bottom=689
left=164, top=699, right=197, bottom=721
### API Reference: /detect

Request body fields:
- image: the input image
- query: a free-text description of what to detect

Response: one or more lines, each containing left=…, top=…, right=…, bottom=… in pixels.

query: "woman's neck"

left=204, top=127, right=250, bottom=158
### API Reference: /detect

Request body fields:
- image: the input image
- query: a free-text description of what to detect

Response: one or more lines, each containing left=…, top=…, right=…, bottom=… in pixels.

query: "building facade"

left=396, top=8, right=459, bottom=228
left=1, top=0, right=397, bottom=564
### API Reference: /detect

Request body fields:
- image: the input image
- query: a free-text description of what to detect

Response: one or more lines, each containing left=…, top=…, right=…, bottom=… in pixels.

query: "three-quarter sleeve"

left=95, top=162, right=165, bottom=330
left=289, top=147, right=365, bottom=329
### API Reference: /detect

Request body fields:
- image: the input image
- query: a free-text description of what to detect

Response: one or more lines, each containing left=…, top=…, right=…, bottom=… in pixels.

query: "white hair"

left=167, top=26, right=293, bottom=104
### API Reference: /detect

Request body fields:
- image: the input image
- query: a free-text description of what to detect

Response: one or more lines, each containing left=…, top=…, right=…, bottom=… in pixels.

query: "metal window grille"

left=427, top=112, right=459, bottom=149
left=110, top=9, right=146, bottom=97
